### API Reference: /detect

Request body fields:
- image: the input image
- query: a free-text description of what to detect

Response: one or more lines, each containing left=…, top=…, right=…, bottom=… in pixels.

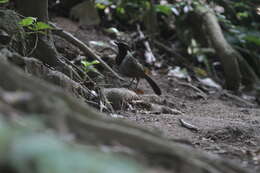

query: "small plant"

left=17, top=17, right=54, bottom=56
left=81, top=60, right=100, bottom=73
left=18, top=17, right=54, bottom=34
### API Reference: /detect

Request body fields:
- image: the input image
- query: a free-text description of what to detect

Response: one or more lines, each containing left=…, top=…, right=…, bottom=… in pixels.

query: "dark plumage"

left=115, top=42, right=161, bottom=95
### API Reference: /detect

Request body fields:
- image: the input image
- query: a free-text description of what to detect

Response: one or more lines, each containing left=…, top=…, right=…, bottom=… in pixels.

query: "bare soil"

left=131, top=75, right=260, bottom=173
left=54, top=17, right=260, bottom=173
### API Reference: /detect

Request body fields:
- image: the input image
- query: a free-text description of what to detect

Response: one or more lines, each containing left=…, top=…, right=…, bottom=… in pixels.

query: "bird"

left=115, top=41, right=161, bottom=95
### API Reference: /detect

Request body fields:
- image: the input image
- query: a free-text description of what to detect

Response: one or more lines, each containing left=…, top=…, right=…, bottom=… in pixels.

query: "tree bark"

left=194, top=6, right=242, bottom=91
left=14, top=0, right=82, bottom=81
left=15, top=0, right=48, bottom=22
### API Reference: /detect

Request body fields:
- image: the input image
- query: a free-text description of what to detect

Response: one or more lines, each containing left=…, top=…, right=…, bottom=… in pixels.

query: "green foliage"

left=19, top=17, right=54, bottom=34
left=172, top=0, right=260, bottom=81
left=0, top=116, right=144, bottom=173
left=19, top=17, right=37, bottom=27
left=244, top=35, right=260, bottom=46
left=49, top=0, right=260, bottom=81
left=34, top=21, right=54, bottom=30
left=95, top=0, right=176, bottom=24
left=0, top=0, right=8, bottom=3
left=227, top=26, right=260, bottom=47
left=81, top=60, right=100, bottom=73
left=218, top=1, right=260, bottom=77
left=236, top=11, right=249, bottom=19
left=155, top=5, right=172, bottom=16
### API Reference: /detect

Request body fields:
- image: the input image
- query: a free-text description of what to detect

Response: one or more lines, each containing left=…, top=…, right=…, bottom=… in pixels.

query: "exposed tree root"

left=4, top=50, right=93, bottom=101
left=0, top=49, right=249, bottom=173
left=50, top=23, right=125, bottom=81
left=0, top=9, right=83, bottom=83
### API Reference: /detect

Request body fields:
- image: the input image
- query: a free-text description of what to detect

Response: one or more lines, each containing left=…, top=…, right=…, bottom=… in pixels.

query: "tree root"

left=50, top=23, right=125, bottom=81
left=0, top=50, right=249, bottom=173
left=3, top=49, right=94, bottom=102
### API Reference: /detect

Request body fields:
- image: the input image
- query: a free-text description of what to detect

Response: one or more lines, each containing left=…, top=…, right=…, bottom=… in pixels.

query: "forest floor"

left=53, top=16, right=260, bottom=173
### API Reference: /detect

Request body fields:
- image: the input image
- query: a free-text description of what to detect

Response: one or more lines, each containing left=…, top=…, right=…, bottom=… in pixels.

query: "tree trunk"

left=15, top=0, right=59, bottom=66
left=194, top=6, right=242, bottom=91
left=15, top=0, right=48, bottom=22
left=14, top=0, right=82, bottom=81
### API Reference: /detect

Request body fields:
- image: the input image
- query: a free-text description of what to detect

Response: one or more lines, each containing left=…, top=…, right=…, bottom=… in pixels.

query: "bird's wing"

left=126, top=52, right=144, bottom=70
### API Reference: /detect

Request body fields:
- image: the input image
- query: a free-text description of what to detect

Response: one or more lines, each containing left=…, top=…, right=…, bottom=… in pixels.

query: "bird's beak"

left=112, top=41, right=119, bottom=46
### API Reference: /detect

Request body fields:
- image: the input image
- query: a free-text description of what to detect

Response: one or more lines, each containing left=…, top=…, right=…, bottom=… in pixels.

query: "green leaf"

left=236, top=12, right=249, bottom=19
left=90, top=60, right=100, bottom=65
left=116, top=7, right=125, bottom=14
left=19, top=17, right=37, bottom=27
left=0, top=0, right=9, bottom=3
left=244, top=35, right=260, bottom=46
left=81, top=60, right=100, bottom=73
left=81, top=60, right=100, bottom=67
left=81, top=61, right=88, bottom=67
left=155, top=5, right=172, bottom=15
left=34, top=22, right=54, bottom=30
left=95, top=3, right=106, bottom=9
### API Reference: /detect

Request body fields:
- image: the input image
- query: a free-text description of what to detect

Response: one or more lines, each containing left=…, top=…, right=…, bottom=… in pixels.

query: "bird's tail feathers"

left=144, top=74, right=161, bottom=95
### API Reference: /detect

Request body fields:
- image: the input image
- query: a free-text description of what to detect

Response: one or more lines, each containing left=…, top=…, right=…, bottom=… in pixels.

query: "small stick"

left=179, top=118, right=199, bottom=132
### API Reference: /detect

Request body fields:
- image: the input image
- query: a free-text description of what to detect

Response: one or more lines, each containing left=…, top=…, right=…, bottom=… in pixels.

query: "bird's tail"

left=144, top=74, right=162, bottom=95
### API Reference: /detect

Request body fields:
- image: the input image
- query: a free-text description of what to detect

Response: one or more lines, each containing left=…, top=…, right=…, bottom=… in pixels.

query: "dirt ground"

left=53, top=17, right=260, bottom=173
left=129, top=75, right=260, bottom=172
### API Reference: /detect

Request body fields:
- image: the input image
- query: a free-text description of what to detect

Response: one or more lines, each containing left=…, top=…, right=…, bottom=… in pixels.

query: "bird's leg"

left=135, top=78, right=140, bottom=89
left=127, top=78, right=139, bottom=89
left=127, top=78, right=136, bottom=87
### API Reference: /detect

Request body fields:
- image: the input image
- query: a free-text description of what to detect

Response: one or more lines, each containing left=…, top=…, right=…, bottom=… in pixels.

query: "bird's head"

left=114, top=41, right=130, bottom=65
left=114, top=41, right=130, bottom=51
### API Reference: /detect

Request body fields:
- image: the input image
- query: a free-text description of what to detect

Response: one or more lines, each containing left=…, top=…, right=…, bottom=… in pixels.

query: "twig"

left=26, top=33, right=38, bottom=56
left=176, top=80, right=207, bottom=99
left=222, top=90, right=256, bottom=108
left=179, top=119, right=199, bottom=132
left=61, top=56, right=96, bottom=85
left=50, top=23, right=125, bottom=81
